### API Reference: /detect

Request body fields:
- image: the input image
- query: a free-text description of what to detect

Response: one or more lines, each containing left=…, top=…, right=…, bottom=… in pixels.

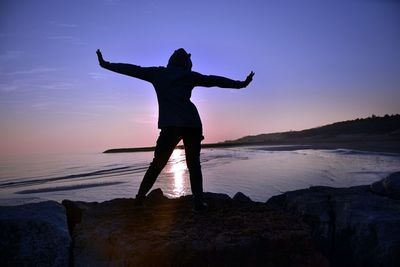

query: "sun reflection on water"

left=169, top=149, right=187, bottom=196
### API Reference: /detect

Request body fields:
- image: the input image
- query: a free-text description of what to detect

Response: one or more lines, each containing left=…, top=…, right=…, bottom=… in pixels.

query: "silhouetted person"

left=97, top=48, right=254, bottom=211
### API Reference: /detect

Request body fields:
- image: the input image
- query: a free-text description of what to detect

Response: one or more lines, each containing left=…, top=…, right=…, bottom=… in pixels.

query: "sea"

left=1, top=146, right=399, bottom=206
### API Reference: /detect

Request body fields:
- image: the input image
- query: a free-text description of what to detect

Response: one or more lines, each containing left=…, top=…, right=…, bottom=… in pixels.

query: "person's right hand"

left=243, top=71, right=255, bottom=87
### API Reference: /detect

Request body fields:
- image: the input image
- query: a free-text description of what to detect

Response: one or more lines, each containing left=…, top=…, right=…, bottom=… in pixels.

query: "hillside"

left=104, top=115, right=400, bottom=153
left=227, top=114, right=400, bottom=144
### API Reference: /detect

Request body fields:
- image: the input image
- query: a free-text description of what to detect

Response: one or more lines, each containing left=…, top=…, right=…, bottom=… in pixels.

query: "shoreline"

left=103, top=139, right=400, bottom=155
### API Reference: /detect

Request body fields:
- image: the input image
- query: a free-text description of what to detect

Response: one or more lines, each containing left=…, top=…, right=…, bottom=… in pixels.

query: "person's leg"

left=182, top=127, right=205, bottom=207
left=136, top=127, right=181, bottom=202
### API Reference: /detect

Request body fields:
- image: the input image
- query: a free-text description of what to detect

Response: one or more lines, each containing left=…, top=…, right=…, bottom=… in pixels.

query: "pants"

left=137, top=126, right=204, bottom=202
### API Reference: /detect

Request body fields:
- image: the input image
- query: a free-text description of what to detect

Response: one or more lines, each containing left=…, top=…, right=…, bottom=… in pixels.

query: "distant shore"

left=104, top=115, right=400, bottom=154
left=104, top=137, right=400, bottom=154
left=103, top=142, right=250, bottom=153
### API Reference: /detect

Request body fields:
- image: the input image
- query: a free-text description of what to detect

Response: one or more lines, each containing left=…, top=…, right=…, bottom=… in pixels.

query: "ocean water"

left=0, top=146, right=399, bottom=205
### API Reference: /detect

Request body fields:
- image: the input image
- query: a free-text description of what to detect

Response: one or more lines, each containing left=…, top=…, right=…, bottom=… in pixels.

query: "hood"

left=167, top=48, right=192, bottom=71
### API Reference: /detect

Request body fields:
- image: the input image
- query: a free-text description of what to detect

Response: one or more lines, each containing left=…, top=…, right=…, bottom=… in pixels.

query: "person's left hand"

left=96, top=49, right=105, bottom=66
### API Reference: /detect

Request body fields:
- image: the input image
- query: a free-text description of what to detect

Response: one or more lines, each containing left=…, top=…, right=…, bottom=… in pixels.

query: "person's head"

left=167, top=48, right=192, bottom=71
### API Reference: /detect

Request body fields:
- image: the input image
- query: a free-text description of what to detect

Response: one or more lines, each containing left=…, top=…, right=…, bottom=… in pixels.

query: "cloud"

left=58, top=23, right=78, bottom=28
left=47, top=35, right=75, bottom=40
left=130, top=113, right=157, bottom=124
left=0, top=50, right=24, bottom=61
left=40, top=81, right=76, bottom=90
left=50, top=111, right=101, bottom=117
left=45, top=22, right=84, bottom=44
left=31, top=102, right=50, bottom=110
left=49, top=21, right=78, bottom=28
left=5, top=67, right=58, bottom=76
left=0, top=80, right=31, bottom=92
left=103, top=0, right=121, bottom=5
left=89, top=103, right=121, bottom=110
left=88, top=72, right=109, bottom=80
left=1, top=71, right=70, bottom=93
left=46, top=35, right=85, bottom=45
left=0, top=84, right=20, bottom=92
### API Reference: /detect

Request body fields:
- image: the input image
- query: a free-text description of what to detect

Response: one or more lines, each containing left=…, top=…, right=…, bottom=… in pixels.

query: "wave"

left=15, top=181, right=126, bottom=194
left=327, top=149, right=400, bottom=157
left=0, top=165, right=148, bottom=189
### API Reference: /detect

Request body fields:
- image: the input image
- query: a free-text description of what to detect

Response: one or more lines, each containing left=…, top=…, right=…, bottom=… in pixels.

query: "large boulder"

left=0, top=201, right=71, bottom=267
left=267, top=175, right=400, bottom=267
left=64, top=189, right=328, bottom=267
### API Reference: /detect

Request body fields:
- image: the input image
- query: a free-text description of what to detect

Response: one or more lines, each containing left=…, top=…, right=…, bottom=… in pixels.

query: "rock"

left=62, top=199, right=94, bottom=234
left=146, top=188, right=168, bottom=204
left=370, top=179, right=386, bottom=195
left=267, top=186, right=337, bottom=257
left=233, top=192, right=252, bottom=202
left=203, top=192, right=231, bottom=201
left=0, top=201, right=71, bottom=267
left=64, top=189, right=328, bottom=267
left=267, top=180, right=400, bottom=267
left=371, top=171, right=400, bottom=199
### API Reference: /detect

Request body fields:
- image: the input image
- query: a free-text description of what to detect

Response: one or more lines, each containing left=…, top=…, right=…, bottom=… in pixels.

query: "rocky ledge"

left=0, top=201, right=70, bottom=267
left=1, top=172, right=399, bottom=267
left=63, top=190, right=328, bottom=267
left=267, top=172, right=400, bottom=267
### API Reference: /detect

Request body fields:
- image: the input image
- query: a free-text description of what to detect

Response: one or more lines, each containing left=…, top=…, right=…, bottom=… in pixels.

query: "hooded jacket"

left=101, top=48, right=245, bottom=129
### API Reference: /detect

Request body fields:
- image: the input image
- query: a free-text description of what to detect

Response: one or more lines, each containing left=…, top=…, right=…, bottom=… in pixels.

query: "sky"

left=0, top=0, right=399, bottom=156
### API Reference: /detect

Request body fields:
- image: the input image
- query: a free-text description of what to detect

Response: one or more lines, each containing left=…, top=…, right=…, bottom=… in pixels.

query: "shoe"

left=193, top=201, right=208, bottom=212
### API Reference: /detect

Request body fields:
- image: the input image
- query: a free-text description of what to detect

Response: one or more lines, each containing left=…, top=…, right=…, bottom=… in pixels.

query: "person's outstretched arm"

left=96, top=49, right=156, bottom=83
left=192, top=71, right=254, bottom=89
